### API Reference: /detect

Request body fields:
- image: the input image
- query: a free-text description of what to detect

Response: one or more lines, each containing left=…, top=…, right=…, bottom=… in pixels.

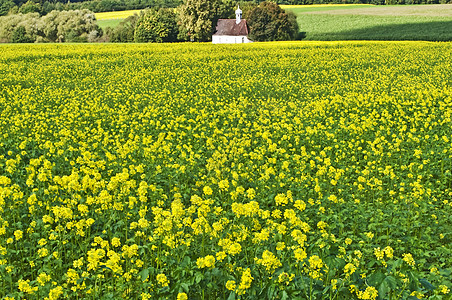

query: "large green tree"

left=106, top=13, right=139, bottom=42
left=177, top=0, right=234, bottom=42
left=41, top=9, right=100, bottom=42
left=247, top=1, right=299, bottom=42
left=18, top=0, right=41, bottom=14
left=134, top=8, right=179, bottom=42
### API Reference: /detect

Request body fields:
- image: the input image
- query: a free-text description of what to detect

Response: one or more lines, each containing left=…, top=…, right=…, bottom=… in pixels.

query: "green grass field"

left=283, top=4, right=452, bottom=41
left=97, top=18, right=124, bottom=30
left=95, top=9, right=142, bottom=30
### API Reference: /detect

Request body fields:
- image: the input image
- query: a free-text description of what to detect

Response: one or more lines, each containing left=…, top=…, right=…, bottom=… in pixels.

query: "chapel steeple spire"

left=235, top=4, right=242, bottom=24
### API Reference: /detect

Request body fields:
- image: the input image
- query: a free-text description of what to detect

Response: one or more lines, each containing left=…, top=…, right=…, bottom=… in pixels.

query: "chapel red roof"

left=213, top=19, right=249, bottom=36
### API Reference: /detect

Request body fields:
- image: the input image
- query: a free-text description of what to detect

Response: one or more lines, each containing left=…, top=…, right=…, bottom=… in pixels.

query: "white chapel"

left=212, top=5, right=252, bottom=44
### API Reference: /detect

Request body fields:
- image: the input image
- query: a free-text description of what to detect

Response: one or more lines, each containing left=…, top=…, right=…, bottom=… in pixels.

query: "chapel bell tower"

left=235, top=5, right=242, bottom=24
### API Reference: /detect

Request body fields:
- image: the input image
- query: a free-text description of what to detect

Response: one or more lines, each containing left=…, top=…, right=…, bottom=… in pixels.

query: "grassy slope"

left=95, top=9, right=142, bottom=30
left=284, top=4, right=452, bottom=41
left=97, top=19, right=123, bottom=30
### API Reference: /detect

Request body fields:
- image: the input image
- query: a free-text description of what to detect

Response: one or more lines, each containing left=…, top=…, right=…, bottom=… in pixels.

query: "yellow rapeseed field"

left=95, top=9, right=143, bottom=20
left=0, top=41, right=451, bottom=299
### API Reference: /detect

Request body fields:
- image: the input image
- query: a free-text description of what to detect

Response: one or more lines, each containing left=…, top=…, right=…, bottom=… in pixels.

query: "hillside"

left=282, top=4, right=452, bottom=40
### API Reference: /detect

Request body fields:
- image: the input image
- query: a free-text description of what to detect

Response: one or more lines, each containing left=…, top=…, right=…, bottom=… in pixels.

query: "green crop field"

left=283, top=4, right=452, bottom=41
left=0, top=41, right=451, bottom=299
left=96, top=18, right=124, bottom=30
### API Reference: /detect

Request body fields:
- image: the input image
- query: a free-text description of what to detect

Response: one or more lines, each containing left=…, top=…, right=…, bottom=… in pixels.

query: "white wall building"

left=212, top=5, right=252, bottom=44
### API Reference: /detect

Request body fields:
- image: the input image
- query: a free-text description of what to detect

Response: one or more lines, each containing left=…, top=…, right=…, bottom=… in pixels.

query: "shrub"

left=11, top=25, right=34, bottom=42
left=247, top=1, right=299, bottom=42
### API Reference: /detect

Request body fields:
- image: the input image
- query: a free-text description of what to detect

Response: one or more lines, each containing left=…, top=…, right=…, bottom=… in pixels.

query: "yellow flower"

left=156, top=273, right=169, bottom=287
left=308, top=255, right=323, bottom=269
left=197, top=255, right=215, bottom=269
left=383, top=246, right=393, bottom=259
left=225, top=280, right=236, bottom=291
left=278, top=272, right=294, bottom=285
left=18, top=279, right=38, bottom=294
left=344, top=263, right=356, bottom=277
left=294, top=200, right=306, bottom=211
left=317, top=221, right=327, bottom=230
left=218, top=179, right=229, bottom=191
left=216, top=251, right=227, bottom=261
left=402, top=253, right=415, bottom=266
left=276, top=242, right=285, bottom=251
left=111, top=237, right=121, bottom=247
left=275, top=193, right=288, bottom=206
left=294, top=247, right=307, bottom=262
left=246, top=188, right=256, bottom=199
left=14, top=230, right=23, bottom=240
left=374, top=247, right=384, bottom=260
left=177, top=292, right=188, bottom=300
left=228, top=243, right=242, bottom=255
left=141, top=293, right=152, bottom=300
left=331, top=279, right=338, bottom=290
left=46, top=286, right=64, bottom=300
left=438, top=285, right=450, bottom=294
left=203, top=186, right=213, bottom=195
left=357, top=286, right=378, bottom=300
left=237, top=268, right=253, bottom=295
left=37, top=272, right=51, bottom=286
left=410, top=291, right=424, bottom=299
left=255, top=250, right=282, bottom=273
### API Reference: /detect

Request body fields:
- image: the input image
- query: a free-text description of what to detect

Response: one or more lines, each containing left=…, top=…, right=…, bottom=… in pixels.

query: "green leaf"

left=267, top=285, right=275, bottom=299
left=419, top=278, right=435, bottom=291
left=227, top=291, right=236, bottom=300
left=281, top=291, right=289, bottom=300
left=384, top=276, right=398, bottom=289
left=368, top=271, right=385, bottom=286
left=195, top=272, right=203, bottom=283
left=378, top=280, right=390, bottom=299
left=180, top=282, right=189, bottom=293
left=139, top=268, right=149, bottom=281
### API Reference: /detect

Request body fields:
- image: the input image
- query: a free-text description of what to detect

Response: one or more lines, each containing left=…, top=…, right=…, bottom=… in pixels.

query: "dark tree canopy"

left=247, top=1, right=299, bottom=42
left=134, top=8, right=179, bottom=42
left=177, top=0, right=234, bottom=42
left=106, top=14, right=139, bottom=42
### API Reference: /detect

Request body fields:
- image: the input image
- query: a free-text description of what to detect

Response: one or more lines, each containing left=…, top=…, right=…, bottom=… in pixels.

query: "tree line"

left=0, top=1, right=300, bottom=43
left=0, top=0, right=182, bottom=16
left=0, top=9, right=101, bottom=42
left=1, top=0, right=450, bottom=17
